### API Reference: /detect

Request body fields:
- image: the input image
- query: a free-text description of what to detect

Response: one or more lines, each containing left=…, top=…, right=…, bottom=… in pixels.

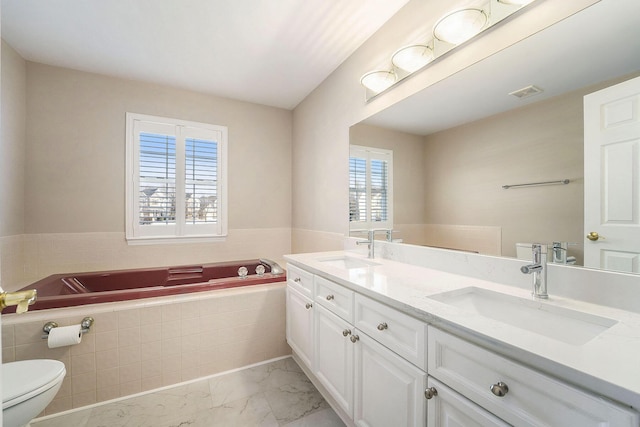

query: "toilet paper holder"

left=42, top=317, right=94, bottom=339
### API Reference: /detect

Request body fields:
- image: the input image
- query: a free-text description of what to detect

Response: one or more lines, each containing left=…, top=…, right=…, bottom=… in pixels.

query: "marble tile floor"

left=31, top=357, right=346, bottom=427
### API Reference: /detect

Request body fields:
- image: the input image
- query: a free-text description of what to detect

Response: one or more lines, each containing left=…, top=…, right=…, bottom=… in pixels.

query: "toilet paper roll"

left=47, top=324, right=82, bottom=348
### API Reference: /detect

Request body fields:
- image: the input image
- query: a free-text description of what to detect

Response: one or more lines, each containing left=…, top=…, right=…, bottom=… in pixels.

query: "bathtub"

left=3, top=259, right=285, bottom=313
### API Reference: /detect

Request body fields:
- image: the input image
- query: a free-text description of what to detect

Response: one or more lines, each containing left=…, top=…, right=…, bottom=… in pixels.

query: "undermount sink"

left=318, top=256, right=380, bottom=270
left=428, top=287, right=617, bottom=345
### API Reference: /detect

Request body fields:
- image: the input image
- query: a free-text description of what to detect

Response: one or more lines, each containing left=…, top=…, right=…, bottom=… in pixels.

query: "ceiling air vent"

left=509, top=85, right=543, bottom=99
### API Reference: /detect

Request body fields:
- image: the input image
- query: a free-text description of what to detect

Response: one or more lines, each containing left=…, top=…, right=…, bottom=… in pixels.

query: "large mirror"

left=350, top=0, right=640, bottom=273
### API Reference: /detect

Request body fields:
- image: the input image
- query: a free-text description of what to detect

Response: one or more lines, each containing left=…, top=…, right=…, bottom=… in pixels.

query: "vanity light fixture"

left=360, top=0, right=537, bottom=101
left=433, top=8, right=489, bottom=45
left=391, top=44, right=434, bottom=73
left=360, top=70, right=397, bottom=94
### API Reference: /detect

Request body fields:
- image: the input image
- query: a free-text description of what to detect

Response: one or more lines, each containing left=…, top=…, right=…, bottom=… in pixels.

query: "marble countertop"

left=284, top=250, right=640, bottom=410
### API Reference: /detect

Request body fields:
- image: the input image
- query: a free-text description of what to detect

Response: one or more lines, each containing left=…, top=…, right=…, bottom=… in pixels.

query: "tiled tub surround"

left=285, top=250, right=640, bottom=415
left=30, top=357, right=345, bottom=427
left=2, top=282, right=289, bottom=416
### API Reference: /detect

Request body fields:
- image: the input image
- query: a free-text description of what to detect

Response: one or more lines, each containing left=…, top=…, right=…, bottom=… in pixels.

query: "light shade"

left=392, top=45, right=434, bottom=73
left=360, top=70, right=397, bottom=93
left=434, top=8, right=488, bottom=45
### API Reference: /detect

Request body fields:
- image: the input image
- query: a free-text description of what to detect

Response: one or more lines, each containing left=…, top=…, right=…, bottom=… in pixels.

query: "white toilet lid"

left=2, top=359, right=66, bottom=408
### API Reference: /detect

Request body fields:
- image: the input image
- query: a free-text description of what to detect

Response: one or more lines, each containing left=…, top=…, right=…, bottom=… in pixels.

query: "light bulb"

left=360, top=70, right=397, bottom=93
left=392, top=45, right=434, bottom=73
left=434, top=8, right=488, bottom=45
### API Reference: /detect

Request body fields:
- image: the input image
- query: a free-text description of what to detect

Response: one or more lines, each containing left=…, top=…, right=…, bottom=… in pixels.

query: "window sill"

left=126, top=235, right=227, bottom=245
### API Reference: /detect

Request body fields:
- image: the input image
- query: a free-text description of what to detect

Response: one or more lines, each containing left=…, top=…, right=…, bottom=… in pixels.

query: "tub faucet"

left=259, top=259, right=284, bottom=275
left=520, top=243, right=548, bottom=299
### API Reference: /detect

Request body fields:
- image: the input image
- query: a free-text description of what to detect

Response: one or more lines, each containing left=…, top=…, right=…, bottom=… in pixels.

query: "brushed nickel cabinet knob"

left=424, top=387, right=438, bottom=399
left=490, top=382, right=509, bottom=397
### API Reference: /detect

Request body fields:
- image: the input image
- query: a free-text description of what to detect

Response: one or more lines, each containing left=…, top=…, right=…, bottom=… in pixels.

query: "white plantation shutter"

left=139, top=131, right=177, bottom=226
left=126, top=113, right=227, bottom=243
left=349, top=145, right=393, bottom=231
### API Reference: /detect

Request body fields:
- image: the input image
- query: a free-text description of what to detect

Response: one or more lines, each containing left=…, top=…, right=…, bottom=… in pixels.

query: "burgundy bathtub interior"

left=3, top=260, right=285, bottom=312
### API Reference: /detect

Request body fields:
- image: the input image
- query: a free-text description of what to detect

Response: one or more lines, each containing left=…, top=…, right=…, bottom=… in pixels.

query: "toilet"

left=515, top=243, right=534, bottom=261
left=2, top=360, right=66, bottom=427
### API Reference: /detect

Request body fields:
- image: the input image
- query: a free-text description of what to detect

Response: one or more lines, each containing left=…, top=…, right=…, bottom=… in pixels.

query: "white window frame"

left=125, top=113, right=228, bottom=244
left=349, top=145, right=393, bottom=231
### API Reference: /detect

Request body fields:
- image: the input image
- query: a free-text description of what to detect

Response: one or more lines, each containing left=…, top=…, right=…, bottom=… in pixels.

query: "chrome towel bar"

left=502, top=179, right=570, bottom=189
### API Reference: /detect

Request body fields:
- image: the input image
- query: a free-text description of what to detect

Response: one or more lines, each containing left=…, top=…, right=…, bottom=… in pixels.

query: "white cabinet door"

left=426, top=378, right=509, bottom=427
left=286, top=285, right=314, bottom=367
left=354, top=331, right=426, bottom=427
left=315, top=304, right=355, bottom=416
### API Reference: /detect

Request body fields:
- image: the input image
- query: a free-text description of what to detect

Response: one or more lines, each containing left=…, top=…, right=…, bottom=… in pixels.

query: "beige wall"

left=25, top=62, right=292, bottom=233
left=422, top=72, right=640, bottom=262
left=424, top=87, right=585, bottom=261
left=291, top=0, right=598, bottom=252
left=0, top=40, right=26, bottom=237
left=1, top=56, right=293, bottom=288
left=349, top=123, right=425, bottom=226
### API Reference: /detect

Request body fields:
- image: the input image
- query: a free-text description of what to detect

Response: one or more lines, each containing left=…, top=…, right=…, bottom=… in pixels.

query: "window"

left=126, top=113, right=227, bottom=243
left=349, top=145, right=393, bottom=230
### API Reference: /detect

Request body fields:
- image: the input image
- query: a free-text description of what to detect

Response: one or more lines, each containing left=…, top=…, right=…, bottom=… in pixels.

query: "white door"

left=354, top=331, right=426, bottom=427
left=285, top=286, right=314, bottom=367
left=584, top=75, right=640, bottom=272
left=314, top=304, right=354, bottom=416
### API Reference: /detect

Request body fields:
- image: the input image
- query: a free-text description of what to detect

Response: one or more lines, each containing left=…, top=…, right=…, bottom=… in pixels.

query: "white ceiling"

left=364, top=0, right=640, bottom=135
left=1, top=0, right=409, bottom=109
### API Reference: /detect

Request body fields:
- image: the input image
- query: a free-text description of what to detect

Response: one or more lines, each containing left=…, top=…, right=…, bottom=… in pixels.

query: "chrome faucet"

left=520, top=243, right=548, bottom=299
left=551, top=241, right=577, bottom=265
left=356, top=229, right=392, bottom=259
left=356, top=230, right=376, bottom=259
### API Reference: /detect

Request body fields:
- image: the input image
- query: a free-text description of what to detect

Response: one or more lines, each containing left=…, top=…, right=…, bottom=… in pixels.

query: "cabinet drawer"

left=427, top=377, right=510, bottom=427
left=314, top=275, right=354, bottom=323
left=428, top=327, right=639, bottom=427
left=287, top=264, right=314, bottom=297
left=355, top=294, right=426, bottom=370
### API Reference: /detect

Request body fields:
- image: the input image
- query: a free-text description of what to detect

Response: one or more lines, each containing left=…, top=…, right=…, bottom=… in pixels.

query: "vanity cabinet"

left=286, top=264, right=316, bottom=367
left=285, top=285, right=314, bottom=368
left=354, top=329, right=426, bottom=427
left=428, top=327, right=639, bottom=427
left=287, top=266, right=427, bottom=427
left=315, top=304, right=355, bottom=415
left=286, top=261, right=639, bottom=427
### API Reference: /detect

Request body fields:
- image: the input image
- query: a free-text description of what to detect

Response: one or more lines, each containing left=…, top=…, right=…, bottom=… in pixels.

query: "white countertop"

left=285, top=250, right=640, bottom=410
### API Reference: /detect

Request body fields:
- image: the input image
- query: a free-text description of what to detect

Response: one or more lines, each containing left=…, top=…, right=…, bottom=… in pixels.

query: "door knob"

left=586, top=232, right=604, bottom=241
left=0, top=289, right=37, bottom=314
